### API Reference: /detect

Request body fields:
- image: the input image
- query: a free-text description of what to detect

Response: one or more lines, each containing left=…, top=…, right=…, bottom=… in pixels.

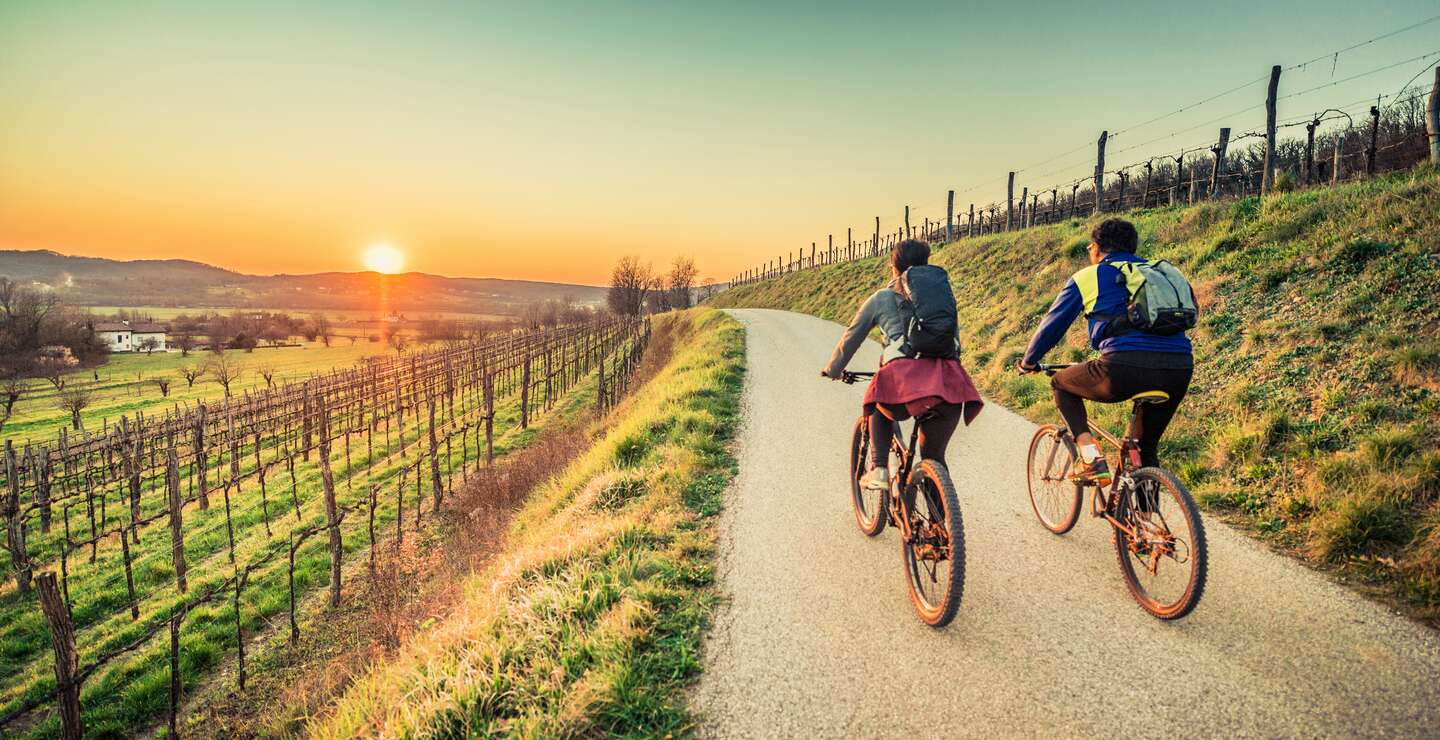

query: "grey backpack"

left=1108, top=260, right=1198, bottom=336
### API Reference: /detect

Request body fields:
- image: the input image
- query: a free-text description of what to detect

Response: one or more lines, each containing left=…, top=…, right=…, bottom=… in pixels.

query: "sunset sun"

left=363, top=243, right=405, bottom=274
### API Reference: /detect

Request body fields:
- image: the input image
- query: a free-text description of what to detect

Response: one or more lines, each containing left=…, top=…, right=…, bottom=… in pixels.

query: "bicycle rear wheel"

left=901, top=460, right=964, bottom=627
left=1113, top=467, right=1208, bottom=620
left=1026, top=425, right=1082, bottom=535
left=850, top=417, right=886, bottom=536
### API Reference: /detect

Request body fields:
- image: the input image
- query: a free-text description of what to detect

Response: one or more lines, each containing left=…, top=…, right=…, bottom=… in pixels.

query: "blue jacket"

left=1022, top=252, right=1192, bottom=366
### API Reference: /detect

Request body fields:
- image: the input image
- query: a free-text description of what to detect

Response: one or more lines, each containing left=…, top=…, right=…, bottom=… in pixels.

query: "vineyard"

left=0, top=316, right=651, bottom=738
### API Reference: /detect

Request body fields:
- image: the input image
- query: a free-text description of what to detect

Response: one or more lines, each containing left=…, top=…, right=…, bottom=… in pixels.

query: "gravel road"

left=693, top=308, right=1440, bottom=738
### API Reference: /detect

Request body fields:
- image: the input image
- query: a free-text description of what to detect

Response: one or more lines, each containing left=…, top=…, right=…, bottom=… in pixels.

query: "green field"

left=84, top=306, right=511, bottom=323
left=711, top=165, right=1440, bottom=621
left=4, top=341, right=395, bottom=442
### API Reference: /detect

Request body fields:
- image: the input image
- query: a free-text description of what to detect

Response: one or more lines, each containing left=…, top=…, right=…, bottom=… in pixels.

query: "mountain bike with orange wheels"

left=842, top=370, right=964, bottom=628
left=1023, top=363, right=1207, bottom=619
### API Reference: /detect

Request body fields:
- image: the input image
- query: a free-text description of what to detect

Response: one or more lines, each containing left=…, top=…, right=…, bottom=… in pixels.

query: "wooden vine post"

left=316, top=399, right=342, bottom=608
left=4, top=441, right=32, bottom=593
left=193, top=404, right=210, bottom=510
left=1261, top=65, right=1281, bottom=193
left=166, top=446, right=187, bottom=592
left=1209, top=128, right=1231, bottom=197
left=1005, top=171, right=1015, bottom=230
left=1428, top=66, right=1440, bottom=164
left=1093, top=132, right=1107, bottom=213
left=37, top=572, right=82, bottom=739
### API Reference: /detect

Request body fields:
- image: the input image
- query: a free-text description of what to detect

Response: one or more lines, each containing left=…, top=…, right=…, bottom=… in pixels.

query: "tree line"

left=607, top=256, right=713, bottom=317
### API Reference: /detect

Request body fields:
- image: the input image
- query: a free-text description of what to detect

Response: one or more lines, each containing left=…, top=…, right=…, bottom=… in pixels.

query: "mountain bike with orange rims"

left=842, top=370, right=964, bottom=628
left=1023, top=363, right=1207, bottom=620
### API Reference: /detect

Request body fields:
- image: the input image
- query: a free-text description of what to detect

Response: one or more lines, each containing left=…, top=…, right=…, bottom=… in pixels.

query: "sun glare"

left=363, top=243, right=405, bottom=274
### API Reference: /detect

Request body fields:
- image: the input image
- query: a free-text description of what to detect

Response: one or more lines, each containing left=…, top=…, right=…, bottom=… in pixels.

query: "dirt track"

left=693, top=308, right=1440, bottom=738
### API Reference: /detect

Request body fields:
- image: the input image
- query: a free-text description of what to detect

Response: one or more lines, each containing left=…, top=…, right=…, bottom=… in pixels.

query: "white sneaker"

left=860, top=466, right=890, bottom=491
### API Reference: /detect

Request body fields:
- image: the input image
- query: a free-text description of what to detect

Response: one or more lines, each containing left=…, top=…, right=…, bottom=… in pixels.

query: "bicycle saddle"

left=1128, top=390, right=1170, bottom=405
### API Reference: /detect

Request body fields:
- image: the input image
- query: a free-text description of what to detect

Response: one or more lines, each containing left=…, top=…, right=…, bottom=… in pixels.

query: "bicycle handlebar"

left=1020, top=362, right=1073, bottom=377
left=841, top=371, right=875, bottom=384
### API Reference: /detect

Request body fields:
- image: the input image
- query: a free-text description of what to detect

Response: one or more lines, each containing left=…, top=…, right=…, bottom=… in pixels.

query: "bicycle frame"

left=842, top=370, right=943, bottom=553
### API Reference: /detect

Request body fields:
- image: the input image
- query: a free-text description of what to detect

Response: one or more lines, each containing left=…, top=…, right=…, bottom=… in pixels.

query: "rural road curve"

left=694, top=308, right=1440, bottom=738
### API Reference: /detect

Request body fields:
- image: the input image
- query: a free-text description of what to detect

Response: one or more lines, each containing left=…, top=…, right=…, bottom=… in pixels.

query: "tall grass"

left=712, top=164, right=1440, bottom=621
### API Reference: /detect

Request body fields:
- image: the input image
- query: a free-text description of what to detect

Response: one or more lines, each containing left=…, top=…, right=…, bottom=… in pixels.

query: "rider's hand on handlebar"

left=820, top=368, right=837, bottom=381
left=1017, top=359, right=1040, bottom=374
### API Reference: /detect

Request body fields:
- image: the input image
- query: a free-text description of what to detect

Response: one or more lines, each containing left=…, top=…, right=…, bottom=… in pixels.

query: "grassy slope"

left=310, top=308, right=744, bottom=737
left=711, top=165, right=1440, bottom=620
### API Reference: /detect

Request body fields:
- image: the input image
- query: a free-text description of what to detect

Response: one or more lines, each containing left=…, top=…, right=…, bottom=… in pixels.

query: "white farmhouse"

left=94, top=321, right=169, bottom=353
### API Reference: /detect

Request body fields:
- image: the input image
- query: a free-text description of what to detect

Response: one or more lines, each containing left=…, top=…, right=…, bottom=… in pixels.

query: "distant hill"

left=0, top=249, right=608, bottom=316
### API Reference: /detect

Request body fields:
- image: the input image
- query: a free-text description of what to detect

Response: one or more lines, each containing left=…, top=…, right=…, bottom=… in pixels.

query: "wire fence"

left=727, top=47, right=1440, bottom=286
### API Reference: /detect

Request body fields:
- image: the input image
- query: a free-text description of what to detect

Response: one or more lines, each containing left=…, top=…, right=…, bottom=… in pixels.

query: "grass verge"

left=308, top=308, right=744, bottom=737
left=711, top=164, right=1440, bottom=623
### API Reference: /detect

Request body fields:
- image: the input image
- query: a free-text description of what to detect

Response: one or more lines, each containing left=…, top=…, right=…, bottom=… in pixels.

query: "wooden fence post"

left=1303, top=116, right=1318, bottom=185
left=872, top=217, right=879, bottom=256
left=1366, top=101, right=1380, bottom=177
left=38, top=572, right=82, bottom=740
left=1005, top=171, right=1015, bottom=230
left=520, top=353, right=531, bottom=429
left=427, top=395, right=442, bottom=509
left=1018, top=186, right=1027, bottom=227
left=169, top=605, right=182, bottom=738
left=484, top=371, right=495, bottom=464
left=193, top=405, right=209, bottom=510
left=1261, top=64, right=1281, bottom=193
left=317, top=401, right=341, bottom=608
left=1428, top=66, right=1440, bottom=163
left=1093, top=132, right=1107, bottom=213
left=166, top=446, right=187, bottom=593
left=1209, top=128, right=1231, bottom=197
left=945, top=190, right=954, bottom=242
left=4, top=441, right=32, bottom=594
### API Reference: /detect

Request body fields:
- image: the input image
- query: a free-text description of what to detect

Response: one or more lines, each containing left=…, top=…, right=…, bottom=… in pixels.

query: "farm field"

left=0, top=318, right=652, bottom=737
left=4, top=341, right=395, bottom=443
left=85, top=306, right=512, bottom=323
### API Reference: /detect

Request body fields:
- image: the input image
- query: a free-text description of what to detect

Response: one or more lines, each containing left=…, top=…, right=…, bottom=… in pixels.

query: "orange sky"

left=3, top=2, right=1436, bottom=286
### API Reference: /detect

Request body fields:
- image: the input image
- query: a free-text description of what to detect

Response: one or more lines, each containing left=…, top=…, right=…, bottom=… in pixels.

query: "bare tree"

left=388, top=332, right=409, bottom=354
left=36, top=358, right=68, bottom=391
left=607, top=255, right=653, bottom=317
left=311, top=313, right=333, bottom=347
left=0, top=375, right=22, bottom=434
left=178, top=364, right=207, bottom=388
left=137, top=336, right=160, bottom=355
left=55, top=383, right=95, bottom=430
left=258, top=364, right=276, bottom=388
left=174, top=333, right=196, bottom=357
left=668, top=256, right=698, bottom=310
left=153, top=377, right=172, bottom=397
left=206, top=354, right=243, bottom=397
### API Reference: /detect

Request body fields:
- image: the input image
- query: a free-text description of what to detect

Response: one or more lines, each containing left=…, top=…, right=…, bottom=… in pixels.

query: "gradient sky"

left=2, top=1, right=1437, bottom=286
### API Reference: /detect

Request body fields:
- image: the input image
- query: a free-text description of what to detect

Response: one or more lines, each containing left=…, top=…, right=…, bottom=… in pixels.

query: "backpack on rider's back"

left=897, top=265, right=960, bottom=359
left=1101, top=260, right=1198, bottom=337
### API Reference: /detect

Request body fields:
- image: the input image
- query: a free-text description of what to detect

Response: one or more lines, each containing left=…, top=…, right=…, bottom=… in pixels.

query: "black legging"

left=867, top=402, right=964, bottom=469
left=1050, top=359, right=1192, bottom=468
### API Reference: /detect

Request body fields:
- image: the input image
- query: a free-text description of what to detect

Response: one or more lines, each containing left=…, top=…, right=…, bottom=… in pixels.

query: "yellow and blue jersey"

left=1022, top=252, right=1192, bottom=366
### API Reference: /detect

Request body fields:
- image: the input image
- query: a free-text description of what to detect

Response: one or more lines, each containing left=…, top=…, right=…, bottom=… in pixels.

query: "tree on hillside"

left=55, top=383, right=95, bottom=430
left=206, top=354, right=243, bottom=397
left=137, top=336, right=160, bottom=355
left=178, top=364, right=207, bottom=388
left=311, top=313, right=333, bottom=347
left=608, top=256, right=653, bottom=317
left=667, top=256, right=698, bottom=310
left=0, top=375, right=22, bottom=435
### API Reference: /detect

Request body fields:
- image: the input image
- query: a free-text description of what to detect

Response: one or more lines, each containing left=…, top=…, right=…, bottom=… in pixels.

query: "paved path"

left=693, top=308, right=1440, bottom=738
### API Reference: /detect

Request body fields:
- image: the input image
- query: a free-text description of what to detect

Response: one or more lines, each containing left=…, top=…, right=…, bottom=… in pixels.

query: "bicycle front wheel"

left=901, top=460, right=964, bottom=627
left=1026, top=425, right=1082, bottom=534
left=850, top=417, right=886, bottom=536
left=1113, top=467, right=1208, bottom=620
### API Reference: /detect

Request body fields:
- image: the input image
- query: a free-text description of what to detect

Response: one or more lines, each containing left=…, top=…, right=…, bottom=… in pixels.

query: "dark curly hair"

left=1090, top=218, right=1138, bottom=253
left=891, top=239, right=930, bottom=273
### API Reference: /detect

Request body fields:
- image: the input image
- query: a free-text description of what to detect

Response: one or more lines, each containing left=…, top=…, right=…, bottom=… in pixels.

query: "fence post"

left=1303, top=116, right=1317, bottom=185
left=967, top=203, right=975, bottom=237
left=1018, top=186, right=1027, bottom=227
left=1209, top=128, right=1231, bottom=197
left=945, top=190, right=954, bottom=242
left=872, top=217, right=880, bottom=256
left=166, top=446, right=187, bottom=593
left=520, top=353, right=531, bottom=429
left=1366, top=101, right=1380, bottom=176
left=4, top=440, right=32, bottom=594
left=1171, top=151, right=1184, bottom=205
left=37, top=572, right=82, bottom=740
left=904, top=205, right=910, bottom=237
left=169, top=605, right=182, bottom=737
left=1069, top=182, right=1080, bottom=218
left=1428, top=66, right=1440, bottom=163
left=1005, top=172, right=1015, bottom=230
left=316, top=403, right=341, bottom=608
left=1261, top=64, right=1281, bottom=193
left=193, top=405, right=209, bottom=510
left=1093, top=132, right=1107, bottom=213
